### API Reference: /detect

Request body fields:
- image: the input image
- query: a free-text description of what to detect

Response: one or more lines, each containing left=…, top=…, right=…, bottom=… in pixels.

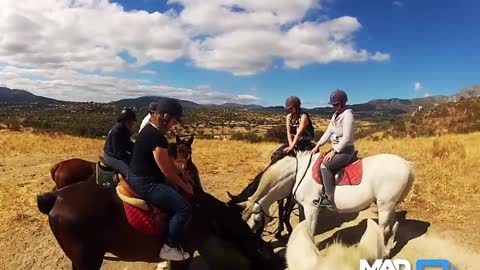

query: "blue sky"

left=0, top=0, right=478, bottom=107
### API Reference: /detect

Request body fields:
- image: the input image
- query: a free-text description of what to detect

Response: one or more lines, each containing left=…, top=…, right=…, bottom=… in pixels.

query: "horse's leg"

left=71, top=254, right=104, bottom=270
left=377, top=201, right=398, bottom=258
left=298, top=204, right=305, bottom=222
left=274, top=199, right=285, bottom=238
left=170, top=257, right=193, bottom=270
left=301, top=204, right=319, bottom=235
left=282, top=196, right=295, bottom=236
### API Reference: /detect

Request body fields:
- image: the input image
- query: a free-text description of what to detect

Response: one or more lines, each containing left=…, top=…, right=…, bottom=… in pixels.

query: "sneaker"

left=320, top=197, right=335, bottom=209
left=159, top=244, right=191, bottom=261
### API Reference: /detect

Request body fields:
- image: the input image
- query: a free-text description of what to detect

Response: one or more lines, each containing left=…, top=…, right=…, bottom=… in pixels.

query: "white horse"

left=238, top=150, right=414, bottom=257
left=286, top=214, right=385, bottom=270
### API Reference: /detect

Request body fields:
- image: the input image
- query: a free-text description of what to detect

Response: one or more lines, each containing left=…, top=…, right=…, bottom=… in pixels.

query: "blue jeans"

left=127, top=173, right=191, bottom=247
left=103, top=152, right=129, bottom=177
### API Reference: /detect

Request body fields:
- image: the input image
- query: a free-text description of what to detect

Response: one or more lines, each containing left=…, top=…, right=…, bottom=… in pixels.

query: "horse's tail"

left=398, top=160, right=415, bottom=204
left=37, top=192, right=57, bottom=215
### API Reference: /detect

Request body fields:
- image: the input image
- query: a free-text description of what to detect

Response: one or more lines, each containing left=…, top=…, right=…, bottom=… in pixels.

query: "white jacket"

left=318, top=109, right=355, bottom=152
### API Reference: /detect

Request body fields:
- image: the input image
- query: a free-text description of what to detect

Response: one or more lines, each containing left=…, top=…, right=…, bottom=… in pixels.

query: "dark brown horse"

left=37, top=179, right=285, bottom=270
left=50, top=135, right=201, bottom=190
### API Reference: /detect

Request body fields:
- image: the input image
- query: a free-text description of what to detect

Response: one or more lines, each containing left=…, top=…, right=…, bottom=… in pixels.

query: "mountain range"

left=1, top=85, right=479, bottom=118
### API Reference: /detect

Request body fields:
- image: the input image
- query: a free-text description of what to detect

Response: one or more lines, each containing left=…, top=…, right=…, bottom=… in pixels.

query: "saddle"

left=95, top=160, right=119, bottom=188
left=116, top=176, right=169, bottom=235
left=97, top=157, right=192, bottom=235
left=312, top=150, right=363, bottom=186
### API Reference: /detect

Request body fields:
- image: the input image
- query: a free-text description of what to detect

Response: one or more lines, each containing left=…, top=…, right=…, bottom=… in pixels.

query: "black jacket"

left=103, top=122, right=134, bottom=163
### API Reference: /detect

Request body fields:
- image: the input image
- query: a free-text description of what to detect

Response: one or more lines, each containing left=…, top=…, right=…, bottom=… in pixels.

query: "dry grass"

left=355, top=133, right=480, bottom=223
left=0, top=130, right=479, bottom=269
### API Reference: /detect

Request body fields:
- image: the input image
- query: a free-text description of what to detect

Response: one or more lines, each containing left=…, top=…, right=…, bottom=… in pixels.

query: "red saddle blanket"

left=312, top=152, right=363, bottom=186
left=122, top=190, right=192, bottom=236
left=124, top=203, right=166, bottom=235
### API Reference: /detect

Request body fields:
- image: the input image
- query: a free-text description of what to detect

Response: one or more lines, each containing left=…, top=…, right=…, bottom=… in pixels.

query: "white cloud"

left=414, top=82, right=422, bottom=90
left=414, top=81, right=433, bottom=97
left=0, top=0, right=188, bottom=72
left=0, top=0, right=391, bottom=102
left=139, top=70, right=157, bottom=75
left=189, top=16, right=390, bottom=75
left=393, top=1, right=403, bottom=8
left=0, top=65, right=261, bottom=104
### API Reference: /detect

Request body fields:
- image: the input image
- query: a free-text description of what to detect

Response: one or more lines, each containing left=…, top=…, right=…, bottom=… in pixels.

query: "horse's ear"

left=176, top=135, right=182, bottom=144
left=236, top=201, right=247, bottom=209
left=226, top=191, right=236, bottom=200
left=187, top=135, right=194, bottom=145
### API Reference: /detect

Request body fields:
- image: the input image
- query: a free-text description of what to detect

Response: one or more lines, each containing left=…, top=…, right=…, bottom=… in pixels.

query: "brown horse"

left=37, top=179, right=285, bottom=270
left=50, top=135, right=201, bottom=190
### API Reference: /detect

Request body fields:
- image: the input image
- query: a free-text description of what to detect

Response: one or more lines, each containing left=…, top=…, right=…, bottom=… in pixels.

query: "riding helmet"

left=117, top=108, right=137, bottom=122
left=329, top=89, right=348, bottom=105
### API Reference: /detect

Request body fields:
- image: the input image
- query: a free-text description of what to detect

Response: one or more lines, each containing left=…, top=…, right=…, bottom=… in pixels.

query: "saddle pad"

left=312, top=152, right=326, bottom=184
left=116, top=186, right=149, bottom=211
left=337, top=160, right=363, bottom=186
left=312, top=155, right=363, bottom=186
left=123, top=203, right=162, bottom=235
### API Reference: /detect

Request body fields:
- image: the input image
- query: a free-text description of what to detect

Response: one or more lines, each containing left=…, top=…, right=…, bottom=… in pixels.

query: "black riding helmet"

left=154, top=98, right=183, bottom=122
left=117, top=108, right=137, bottom=122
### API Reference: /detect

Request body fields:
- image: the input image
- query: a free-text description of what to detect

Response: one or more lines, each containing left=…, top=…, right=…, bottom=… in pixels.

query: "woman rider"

left=311, top=89, right=356, bottom=208
left=127, top=98, right=193, bottom=261
left=271, top=96, right=315, bottom=163
left=103, top=108, right=137, bottom=177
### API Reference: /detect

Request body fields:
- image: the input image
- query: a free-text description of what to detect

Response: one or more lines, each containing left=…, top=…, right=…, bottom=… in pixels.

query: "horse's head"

left=226, top=169, right=268, bottom=210
left=169, top=135, right=194, bottom=171
left=192, top=192, right=285, bottom=270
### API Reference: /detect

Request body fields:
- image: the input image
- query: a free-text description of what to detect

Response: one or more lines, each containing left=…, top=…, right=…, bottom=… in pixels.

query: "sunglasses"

left=332, top=103, right=341, bottom=107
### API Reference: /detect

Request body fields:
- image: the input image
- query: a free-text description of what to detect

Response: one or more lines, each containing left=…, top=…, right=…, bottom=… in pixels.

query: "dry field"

left=0, top=130, right=479, bottom=269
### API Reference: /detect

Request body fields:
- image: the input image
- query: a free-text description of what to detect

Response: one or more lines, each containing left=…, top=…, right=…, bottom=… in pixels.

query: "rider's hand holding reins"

left=154, top=147, right=194, bottom=195
left=283, top=145, right=294, bottom=153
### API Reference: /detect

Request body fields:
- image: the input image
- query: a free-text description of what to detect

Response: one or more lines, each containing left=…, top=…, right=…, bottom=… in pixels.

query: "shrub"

left=231, top=132, right=263, bottom=143
left=431, top=139, right=466, bottom=159
left=264, top=125, right=286, bottom=143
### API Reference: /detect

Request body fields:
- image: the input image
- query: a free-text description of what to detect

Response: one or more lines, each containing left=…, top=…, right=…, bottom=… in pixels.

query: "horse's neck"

left=249, top=156, right=296, bottom=203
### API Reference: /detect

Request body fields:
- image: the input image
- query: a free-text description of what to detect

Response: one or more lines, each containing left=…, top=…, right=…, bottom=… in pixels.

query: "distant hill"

left=112, top=95, right=203, bottom=109
left=364, top=96, right=480, bottom=139
left=1, top=84, right=479, bottom=122
left=0, top=87, right=64, bottom=105
left=455, top=84, right=480, bottom=98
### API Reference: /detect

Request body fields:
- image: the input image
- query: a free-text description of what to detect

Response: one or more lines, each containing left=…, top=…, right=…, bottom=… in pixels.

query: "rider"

left=271, top=96, right=315, bottom=163
left=127, top=98, right=193, bottom=261
left=139, top=102, right=159, bottom=133
left=103, top=108, right=137, bottom=177
left=311, top=89, right=356, bottom=208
